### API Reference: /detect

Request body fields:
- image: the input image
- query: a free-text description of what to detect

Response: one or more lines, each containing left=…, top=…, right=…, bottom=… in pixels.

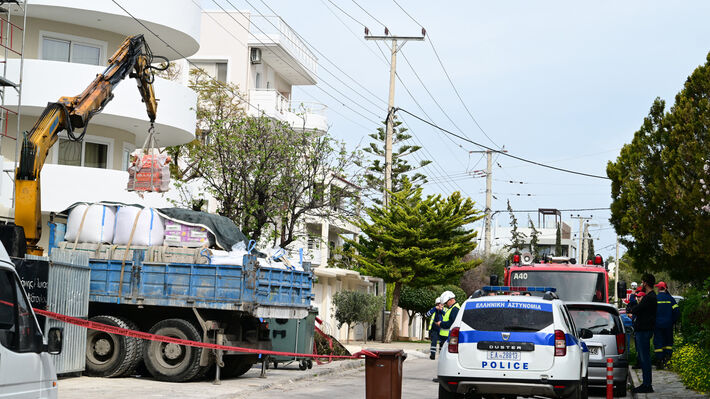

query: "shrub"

left=679, top=283, right=710, bottom=351
left=670, top=340, right=710, bottom=393
left=332, top=290, right=383, bottom=343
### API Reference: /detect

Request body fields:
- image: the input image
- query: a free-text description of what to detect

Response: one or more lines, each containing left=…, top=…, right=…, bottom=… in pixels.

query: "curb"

left=217, top=358, right=365, bottom=399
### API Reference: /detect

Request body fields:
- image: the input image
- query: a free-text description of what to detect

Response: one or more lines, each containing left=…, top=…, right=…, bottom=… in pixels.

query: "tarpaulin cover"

left=59, top=202, right=248, bottom=250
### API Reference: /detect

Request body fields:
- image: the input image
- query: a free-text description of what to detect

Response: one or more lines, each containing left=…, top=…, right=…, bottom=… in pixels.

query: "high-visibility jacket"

left=655, top=291, right=679, bottom=328
left=439, top=303, right=460, bottom=337
left=426, top=306, right=444, bottom=332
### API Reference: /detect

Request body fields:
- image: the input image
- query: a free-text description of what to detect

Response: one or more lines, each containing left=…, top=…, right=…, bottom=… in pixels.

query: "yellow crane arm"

left=15, top=34, right=164, bottom=255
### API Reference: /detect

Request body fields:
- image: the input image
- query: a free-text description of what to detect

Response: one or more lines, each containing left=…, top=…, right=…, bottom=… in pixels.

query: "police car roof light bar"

left=482, top=286, right=557, bottom=293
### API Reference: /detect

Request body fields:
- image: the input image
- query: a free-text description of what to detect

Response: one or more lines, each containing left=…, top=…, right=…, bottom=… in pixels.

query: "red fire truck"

left=503, top=254, right=609, bottom=303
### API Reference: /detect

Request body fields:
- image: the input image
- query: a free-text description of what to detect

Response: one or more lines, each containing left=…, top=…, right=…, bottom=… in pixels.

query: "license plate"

left=487, top=351, right=521, bottom=361
left=589, top=346, right=602, bottom=356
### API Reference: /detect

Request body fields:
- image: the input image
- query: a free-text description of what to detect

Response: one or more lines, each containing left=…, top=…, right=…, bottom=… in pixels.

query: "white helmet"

left=435, top=296, right=442, bottom=305
left=631, top=282, right=638, bottom=289
left=440, top=291, right=456, bottom=303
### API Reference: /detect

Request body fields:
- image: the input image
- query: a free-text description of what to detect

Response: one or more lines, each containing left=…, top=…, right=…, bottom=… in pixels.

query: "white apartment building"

left=191, top=10, right=379, bottom=342
left=0, top=0, right=200, bottom=250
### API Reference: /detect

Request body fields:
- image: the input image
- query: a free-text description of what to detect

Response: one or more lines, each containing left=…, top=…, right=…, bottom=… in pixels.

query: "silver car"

left=566, top=302, right=628, bottom=397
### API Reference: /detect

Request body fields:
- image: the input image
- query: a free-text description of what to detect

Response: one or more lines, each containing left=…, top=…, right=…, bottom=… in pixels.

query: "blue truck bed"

left=52, top=244, right=313, bottom=318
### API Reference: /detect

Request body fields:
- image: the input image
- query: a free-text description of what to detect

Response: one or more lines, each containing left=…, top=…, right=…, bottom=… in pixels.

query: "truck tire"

left=221, top=355, right=258, bottom=379
left=85, top=315, right=142, bottom=378
left=143, top=318, right=203, bottom=382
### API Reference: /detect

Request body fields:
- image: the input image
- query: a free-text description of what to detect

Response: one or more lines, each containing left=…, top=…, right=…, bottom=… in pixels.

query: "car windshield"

left=461, top=301, right=554, bottom=332
left=509, top=270, right=606, bottom=302
left=568, top=308, right=620, bottom=335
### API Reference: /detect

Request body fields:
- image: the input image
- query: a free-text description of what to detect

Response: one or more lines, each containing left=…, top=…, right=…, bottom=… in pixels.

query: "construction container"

left=28, top=249, right=91, bottom=375
left=266, top=308, right=318, bottom=369
left=365, top=349, right=407, bottom=399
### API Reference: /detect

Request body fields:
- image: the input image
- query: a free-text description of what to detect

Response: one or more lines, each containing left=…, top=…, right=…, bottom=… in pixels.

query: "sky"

left=202, top=0, right=710, bottom=259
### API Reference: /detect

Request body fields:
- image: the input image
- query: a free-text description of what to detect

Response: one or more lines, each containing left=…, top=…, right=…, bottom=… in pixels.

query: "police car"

left=437, top=286, right=591, bottom=399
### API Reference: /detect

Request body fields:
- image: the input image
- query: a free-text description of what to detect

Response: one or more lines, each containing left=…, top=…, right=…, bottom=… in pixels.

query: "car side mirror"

left=47, top=327, right=63, bottom=355
left=579, top=328, right=593, bottom=339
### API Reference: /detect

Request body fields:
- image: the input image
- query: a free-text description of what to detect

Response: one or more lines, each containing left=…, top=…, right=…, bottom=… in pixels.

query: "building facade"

left=0, top=0, right=201, bottom=250
left=191, top=10, right=376, bottom=342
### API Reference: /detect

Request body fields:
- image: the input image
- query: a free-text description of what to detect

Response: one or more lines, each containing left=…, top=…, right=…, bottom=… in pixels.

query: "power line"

left=112, top=0, right=267, bottom=117
left=495, top=207, right=611, bottom=213
left=397, top=108, right=611, bottom=180
left=318, top=0, right=388, bottom=67
left=390, top=0, right=501, bottom=149
left=399, top=49, right=476, bottom=145
left=351, top=0, right=388, bottom=31
left=249, top=0, right=386, bottom=111
left=391, top=0, right=423, bottom=27
left=315, top=0, right=467, bottom=196
left=217, top=0, right=383, bottom=124
left=325, top=0, right=367, bottom=28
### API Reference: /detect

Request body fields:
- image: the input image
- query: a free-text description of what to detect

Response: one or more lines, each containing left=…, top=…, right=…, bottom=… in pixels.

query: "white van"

left=0, top=242, right=63, bottom=398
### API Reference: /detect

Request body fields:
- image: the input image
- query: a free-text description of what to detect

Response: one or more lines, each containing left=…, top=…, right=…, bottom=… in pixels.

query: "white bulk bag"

left=113, top=206, right=164, bottom=246
left=64, top=204, right=117, bottom=244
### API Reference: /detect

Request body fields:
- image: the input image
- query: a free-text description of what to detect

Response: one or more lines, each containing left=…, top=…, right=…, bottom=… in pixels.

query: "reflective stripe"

left=672, top=304, right=679, bottom=309
left=664, top=346, right=673, bottom=350
left=654, top=349, right=664, bottom=352
left=439, top=303, right=460, bottom=337
left=658, top=301, right=672, bottom=304
left=428, top=315, right=434, bottom=331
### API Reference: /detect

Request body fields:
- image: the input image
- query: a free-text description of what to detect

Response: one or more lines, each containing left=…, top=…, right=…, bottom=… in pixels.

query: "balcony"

left=24, top=0, right=201, bottom=60
left=248, top=15, right=317, bottom=85
left=3, top=59, right=196, bottom=147
left=248, top=89, right=328, bottom=133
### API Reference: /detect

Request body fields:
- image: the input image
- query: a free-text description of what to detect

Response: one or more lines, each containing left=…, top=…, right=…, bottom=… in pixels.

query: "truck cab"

left=504, top=254, right=609, bottom=303
left=0, top=243, right=63, bottom=398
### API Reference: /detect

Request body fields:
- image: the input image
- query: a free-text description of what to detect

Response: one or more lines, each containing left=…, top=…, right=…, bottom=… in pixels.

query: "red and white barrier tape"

left=33, top=307, right=378, bottom=360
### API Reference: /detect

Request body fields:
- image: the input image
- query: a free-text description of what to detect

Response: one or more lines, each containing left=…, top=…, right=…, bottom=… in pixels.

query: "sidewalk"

left=629, top=366, right=709, bottom=398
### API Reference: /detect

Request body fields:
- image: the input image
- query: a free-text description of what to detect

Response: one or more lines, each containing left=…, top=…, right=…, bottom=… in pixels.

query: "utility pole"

left=365, top=30, right=424, bottom=207
left=469, top=150, right=496, bottom=255
left=570, top=215, right=592, bottom=264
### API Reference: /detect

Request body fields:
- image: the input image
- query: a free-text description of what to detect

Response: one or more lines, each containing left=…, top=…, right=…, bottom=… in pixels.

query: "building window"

left=41, top=36, right=102, bottom=65
left=56, top=137, right=112, bottom=169
left=255, top=72, right=262, bottom=88
left=192, top=61, right=228, bottom=83
left=307, top=235, right=320, bottom=252
left=122, top=144, right=136, bottom=171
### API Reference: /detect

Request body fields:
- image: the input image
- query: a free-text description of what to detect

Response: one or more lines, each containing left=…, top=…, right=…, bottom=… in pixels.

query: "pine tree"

left=356, top=116, right=431, bottom=203
left=587, top=234, right=595, bottom=261
left=555, top=223, right=563, bottom=256
left=608, top=53, right=710, bottom=281
left=504, top=200, right=527, bottom=257
left=528, top=219, right=541, bottom=260
left=347, top=179, right=482, bottom=342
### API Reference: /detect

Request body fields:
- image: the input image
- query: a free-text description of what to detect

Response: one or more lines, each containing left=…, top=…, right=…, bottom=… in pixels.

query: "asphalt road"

left=58, top=350, right=623, bottom=398
left=239, top=355, right=438, bottom=399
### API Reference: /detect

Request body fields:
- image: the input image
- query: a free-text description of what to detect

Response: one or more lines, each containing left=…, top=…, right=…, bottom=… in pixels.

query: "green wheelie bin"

left=266, top=308, right=318, bottom=370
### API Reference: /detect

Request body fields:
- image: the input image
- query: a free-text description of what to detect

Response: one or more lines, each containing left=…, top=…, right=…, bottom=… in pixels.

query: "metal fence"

left=28, top=249, right=90, bottom=374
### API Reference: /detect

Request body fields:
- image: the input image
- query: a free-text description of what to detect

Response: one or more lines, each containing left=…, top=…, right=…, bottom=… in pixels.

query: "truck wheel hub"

left=94, top=338, right=112, bottom=356
left=164, top=343, right=183, bottom=360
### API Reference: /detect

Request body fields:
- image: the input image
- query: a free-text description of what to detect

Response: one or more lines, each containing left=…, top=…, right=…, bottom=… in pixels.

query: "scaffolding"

left=0, top=0, right=26, bottom=208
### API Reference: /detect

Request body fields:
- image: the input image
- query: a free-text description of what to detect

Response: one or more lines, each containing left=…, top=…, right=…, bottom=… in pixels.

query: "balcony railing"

left=249, top=89, right=328, bottom=132
left=249, top=15, right=317, bottom=76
